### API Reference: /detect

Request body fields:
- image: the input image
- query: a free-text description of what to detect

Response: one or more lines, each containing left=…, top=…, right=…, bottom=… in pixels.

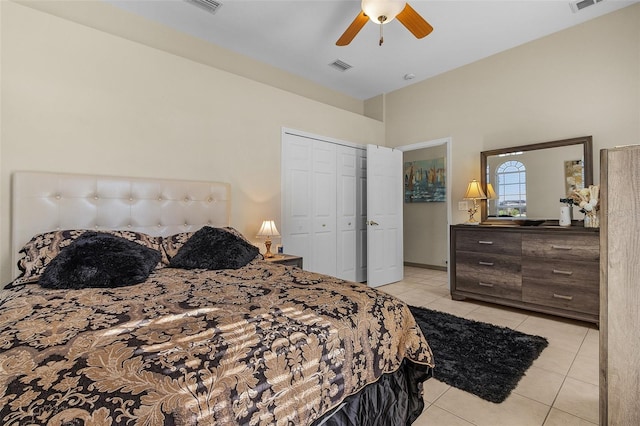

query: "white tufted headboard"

left=11, top=171, right=231, bottom=279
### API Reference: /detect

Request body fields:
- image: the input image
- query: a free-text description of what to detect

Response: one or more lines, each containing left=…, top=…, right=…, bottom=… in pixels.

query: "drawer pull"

left=553, top=293, right=574, bottom=301
left=478, top=240, right=494, bottom=245
left=478, top=282, right=494, bottom=288
left=551, top=245, right=573, bottom=250
left=552, top=269, right=573, bottom=276
left=478, top=261, right=495, bottom=266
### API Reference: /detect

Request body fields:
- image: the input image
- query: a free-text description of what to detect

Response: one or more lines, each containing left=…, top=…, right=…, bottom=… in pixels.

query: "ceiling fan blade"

left=336, top=12, right=369, bottom=46
left=396, top=3, right=433, bottom=39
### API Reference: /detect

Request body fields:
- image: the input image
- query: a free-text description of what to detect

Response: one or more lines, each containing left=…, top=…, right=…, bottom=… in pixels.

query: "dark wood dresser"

left=450, top=224, right=600, bottom=324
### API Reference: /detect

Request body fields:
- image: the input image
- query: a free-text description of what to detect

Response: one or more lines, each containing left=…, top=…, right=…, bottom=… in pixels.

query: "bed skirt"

left=314, top=360, right=433, bottom=426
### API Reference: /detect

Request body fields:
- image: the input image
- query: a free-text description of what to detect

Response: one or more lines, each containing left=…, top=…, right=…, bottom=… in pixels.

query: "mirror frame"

left=480, top=136, right=593, bottom=223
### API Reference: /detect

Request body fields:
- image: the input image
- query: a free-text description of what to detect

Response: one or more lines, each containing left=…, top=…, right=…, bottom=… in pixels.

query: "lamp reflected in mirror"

left=464, top=180, right=487, bottom=224
left=485, top=183, right=498, bottom=220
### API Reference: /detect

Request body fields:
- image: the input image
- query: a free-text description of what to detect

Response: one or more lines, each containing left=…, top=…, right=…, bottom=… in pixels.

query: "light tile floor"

left=379, top=266, right=599, bottom=426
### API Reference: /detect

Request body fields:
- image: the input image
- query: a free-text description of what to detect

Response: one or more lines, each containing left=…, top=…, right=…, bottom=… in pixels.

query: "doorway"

left=397, top=138, right=452, bottom=278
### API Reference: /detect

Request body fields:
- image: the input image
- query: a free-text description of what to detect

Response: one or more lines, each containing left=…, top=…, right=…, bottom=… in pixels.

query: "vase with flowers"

left=560, top=185, right=600, bottom=228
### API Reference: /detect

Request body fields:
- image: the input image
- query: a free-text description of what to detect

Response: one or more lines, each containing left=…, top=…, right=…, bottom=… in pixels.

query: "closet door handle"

left=478, top=261, right=494, bottom=266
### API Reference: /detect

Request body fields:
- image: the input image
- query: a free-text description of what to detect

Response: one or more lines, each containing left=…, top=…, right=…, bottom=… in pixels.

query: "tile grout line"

left=394, top=267, right=599, bottom=425
left=543, top=331, right=591, bottom=424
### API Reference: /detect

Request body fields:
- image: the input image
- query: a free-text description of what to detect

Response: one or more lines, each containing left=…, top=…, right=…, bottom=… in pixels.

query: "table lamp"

left=257, top=220, right=280, bottom=258
left=464, top=179, right=487, bottom=224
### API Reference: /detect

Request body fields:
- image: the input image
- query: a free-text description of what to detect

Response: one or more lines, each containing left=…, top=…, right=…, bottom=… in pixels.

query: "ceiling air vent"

left=569, top=0, right=605, bottom=13
left=329, top=59, right=353, bottom=72
left=185, top=0, right=223, bottom=15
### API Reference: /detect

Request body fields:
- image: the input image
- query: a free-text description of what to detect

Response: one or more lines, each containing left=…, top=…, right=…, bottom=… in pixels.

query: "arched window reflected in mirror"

left=495, top=160, right=526, bottom=217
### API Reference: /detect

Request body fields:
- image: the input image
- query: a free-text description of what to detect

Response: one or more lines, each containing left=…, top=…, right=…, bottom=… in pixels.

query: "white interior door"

left=281, top=134, right=313, bottom=264
left=311, top=140, right=337, bottom=275
left=366, top=145, right=403, bottom=287
left=336, top=145, right=357, bottom=281
left=356, top=149, right=367, bottom=282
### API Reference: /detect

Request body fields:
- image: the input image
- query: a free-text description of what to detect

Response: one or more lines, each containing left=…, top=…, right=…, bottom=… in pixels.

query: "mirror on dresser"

left=480, top=136, right=593, bottom=223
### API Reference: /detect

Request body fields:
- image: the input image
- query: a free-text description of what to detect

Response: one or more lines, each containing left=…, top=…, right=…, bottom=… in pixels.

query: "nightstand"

left=264, top=254, right=303, bottom=268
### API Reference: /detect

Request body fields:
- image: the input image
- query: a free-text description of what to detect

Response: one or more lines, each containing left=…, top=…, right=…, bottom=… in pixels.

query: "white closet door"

left=310, top=140, right=337, bottom=275
left=282, top=130, right=365, bottom=280
left=281, top=134, right=313, bottom=264
left=336, top=145, right=357, bottom=281
left=356, top=150, right=367, bottom=282
left=366, top=144, right=403, bottom=287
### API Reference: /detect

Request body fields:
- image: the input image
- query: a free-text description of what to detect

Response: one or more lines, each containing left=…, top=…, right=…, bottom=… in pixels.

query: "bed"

left=0, top=172, right=434, bottom=426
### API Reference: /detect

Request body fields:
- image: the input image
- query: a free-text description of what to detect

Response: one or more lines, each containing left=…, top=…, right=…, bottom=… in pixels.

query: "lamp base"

left=466, top=199, right=480, bottom=224
left=263, top=239, right=274, bottom=258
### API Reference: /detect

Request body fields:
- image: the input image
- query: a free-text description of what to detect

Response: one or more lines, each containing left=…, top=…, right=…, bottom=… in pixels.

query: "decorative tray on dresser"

left=450, top=224, right=600, bottom=325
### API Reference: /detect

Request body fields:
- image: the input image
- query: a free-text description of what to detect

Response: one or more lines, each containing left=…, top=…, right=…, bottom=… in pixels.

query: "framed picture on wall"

left=564, top=159, right=584, bottom=194
left=404, top=157, right=446, bottom=203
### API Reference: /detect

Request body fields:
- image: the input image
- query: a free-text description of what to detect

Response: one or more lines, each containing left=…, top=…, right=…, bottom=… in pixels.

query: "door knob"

left=368, top=220, right=379, bottom=226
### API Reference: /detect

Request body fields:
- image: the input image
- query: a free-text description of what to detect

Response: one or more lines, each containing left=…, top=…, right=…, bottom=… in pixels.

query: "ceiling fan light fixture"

left=361, top=0, right=407, bottom=24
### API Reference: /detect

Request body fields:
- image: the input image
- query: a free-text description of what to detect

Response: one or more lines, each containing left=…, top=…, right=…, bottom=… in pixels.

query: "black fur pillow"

left=169, top=226, right=259, bottom=270
left=39, top=232, right=162, bottom=289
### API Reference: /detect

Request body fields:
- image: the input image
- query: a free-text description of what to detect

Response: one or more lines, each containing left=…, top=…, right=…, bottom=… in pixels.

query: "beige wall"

left=385, top=4, right=640, bottom=227
left=403, top=145, right=448, bottom=268
left=1, top=2, right=639, bottom=285
left=0, top=2, right=384, bottom=284
left=19, top=0, right=364, bottom=116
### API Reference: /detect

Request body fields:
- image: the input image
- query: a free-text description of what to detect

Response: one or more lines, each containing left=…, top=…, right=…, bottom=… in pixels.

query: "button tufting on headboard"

left=11, top=171, right=231, bottom=279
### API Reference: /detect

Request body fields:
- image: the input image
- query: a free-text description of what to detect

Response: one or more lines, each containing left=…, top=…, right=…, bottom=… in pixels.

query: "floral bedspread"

left=0, top=262, right=433, bottom=425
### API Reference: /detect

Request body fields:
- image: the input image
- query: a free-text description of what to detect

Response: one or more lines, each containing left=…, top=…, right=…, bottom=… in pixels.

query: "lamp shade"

left=257, top=220, right=280, bottom=238
left=361, top=0, right=407, bottom=24
left=464, top=179, right=487, bottom=200
left=486, top=183, right=498, bottom=200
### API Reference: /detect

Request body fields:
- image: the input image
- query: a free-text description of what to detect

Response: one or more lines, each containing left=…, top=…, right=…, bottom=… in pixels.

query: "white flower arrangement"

left=571, top=185, right=599, bottom=212
left=561, top=185, right=599, bottom=213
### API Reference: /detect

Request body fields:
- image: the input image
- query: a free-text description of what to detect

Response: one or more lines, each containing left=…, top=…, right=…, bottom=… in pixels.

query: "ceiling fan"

left=336, top=0, right=433, bottom=46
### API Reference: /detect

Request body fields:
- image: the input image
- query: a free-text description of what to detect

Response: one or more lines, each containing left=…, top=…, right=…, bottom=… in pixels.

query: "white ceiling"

left=105, top=0, right=638, bottom=100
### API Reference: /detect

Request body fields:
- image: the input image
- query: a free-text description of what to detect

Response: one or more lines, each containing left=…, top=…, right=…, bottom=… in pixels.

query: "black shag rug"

left=409, top=305, right=548, bottom=403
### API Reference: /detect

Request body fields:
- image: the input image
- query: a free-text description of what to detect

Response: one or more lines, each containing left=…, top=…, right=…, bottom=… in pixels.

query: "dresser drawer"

left=522, top=282, right=599, bottom=314
left=456, top=252, right=521, bottom=300
left=521, top=258, right=599, bottom=286
left=522, top=258, right=599, bottom=314
left=455, top=230, right=522, bottom=255
left=522, top=233, right=599, bottom=262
